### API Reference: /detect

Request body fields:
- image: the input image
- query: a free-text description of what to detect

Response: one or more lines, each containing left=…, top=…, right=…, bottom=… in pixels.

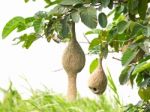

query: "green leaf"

left=136, top=73, right=144, bottom=87
left=117, top=21, right=129, bottom=34
left=71, top=11, right=80, bottom=23
left=121, top=47, right=139, bottom=66
left=33, top=18, right=45, bottom=34
left=24, top=0, right=29, bottom=3
left=132, top=59, right=150, bottom=75
left=130, top=22, right=145, bottom=37
left=138, top=0, right=148, bottom=19
left=139, top=55, right=150, bottom=63
left=107, top=27, right=117, bottom=42
left=129, top=21, right=136, bottom=31
left=143, top=25, right=150, bottom=37
left=114, top=5, right=124, bottom=20
left=14, top=17, right=35, bottom=32
left=14, top=33, right=37, bottom=49
left=98, top=13, right=107, bottom=28
left=25, top=17, right=35, bottom=24
left=49, top=5, right=68, bottom=15
left=133, top=35, right=144, bottom=43
left=89, top=38, right=100, bottom=51
left=113, top=40, right=119, bottom=52
left=34, top=11, right=47, bottom=19
left=2, top=17, right=25, bottom=39
left=108, top=0, right=113, bottom=9
left=44, top=0, right=62, bottom=7
left=60, top=15, right=70, bottom=37
left=85, top=29, right=101, bottom=35
left=138, top=87, right=150, bottom=101
left=138, top=78, right=150, bottom=88
left=80, top=7, right=97, bottom=29
left=128, top=0, right=139, bottom=15
left=24, top=17, right=35, bottom=28
left=89, top=58, right=98, bottom=73
left=130, top=72, right=136, bottom=87
left=60, top=0, right=82, bottom=5
left=44, top=0, right=51, bottom=4
left=119, top=65, right=135, bottom=85
left=101, top=0, right=110, bottom=7
left=116, top=33, right=128, bottom=41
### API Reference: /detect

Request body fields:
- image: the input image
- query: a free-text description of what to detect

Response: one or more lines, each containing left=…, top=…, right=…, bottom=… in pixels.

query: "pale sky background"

left=0, top=0, right=140, bottom=104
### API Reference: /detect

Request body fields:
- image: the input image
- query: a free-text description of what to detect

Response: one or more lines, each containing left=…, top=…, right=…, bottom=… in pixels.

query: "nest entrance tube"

left=67, top=73, right=77, bottom=101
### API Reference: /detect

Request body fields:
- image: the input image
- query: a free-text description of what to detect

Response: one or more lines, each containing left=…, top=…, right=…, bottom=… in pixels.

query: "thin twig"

left=112, top=57, right=121, bottom=61
left=83, top=33, right=90, bottom=44
left=79, top=41, right=89, bottom=44
left=52, top=68, right=63, bottom=72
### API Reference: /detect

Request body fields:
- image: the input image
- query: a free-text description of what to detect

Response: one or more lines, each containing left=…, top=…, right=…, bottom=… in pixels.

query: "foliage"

left=2, top=0, right=150, bottom=110
left=98, top=13, right=107, bottom=28
left=107, top=68, right=122, bottom=106
left=89, top=58, right=98, bottom=74
left=124, top=101, right=150, bottom=112
left=0, top=81, right=122, bottom=112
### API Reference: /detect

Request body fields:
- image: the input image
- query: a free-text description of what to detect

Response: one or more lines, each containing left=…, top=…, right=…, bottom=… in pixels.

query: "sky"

left=0, top=0, right=140, bottom=104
